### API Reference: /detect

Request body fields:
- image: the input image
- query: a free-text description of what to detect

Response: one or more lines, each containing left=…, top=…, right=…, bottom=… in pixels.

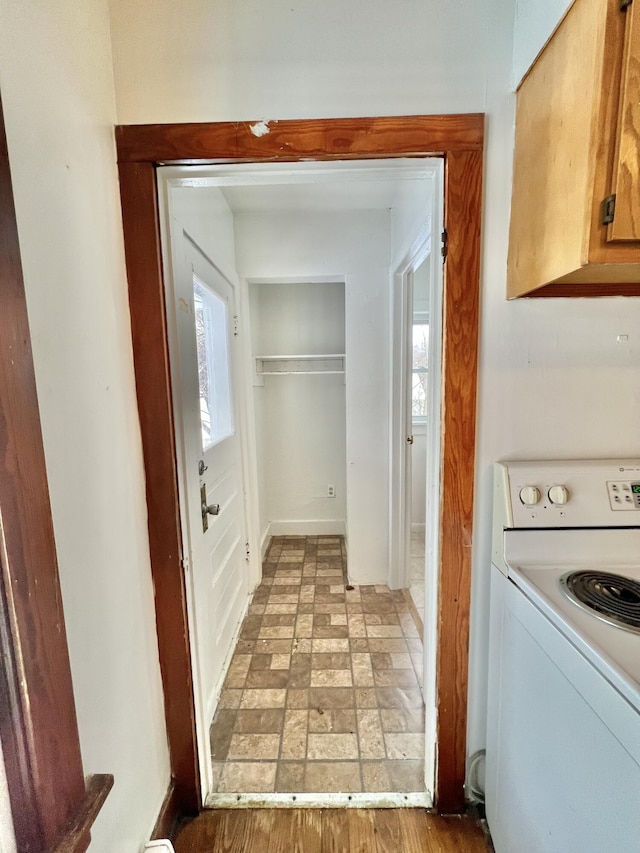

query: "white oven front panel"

left=486, top=570, right=640, bottom=853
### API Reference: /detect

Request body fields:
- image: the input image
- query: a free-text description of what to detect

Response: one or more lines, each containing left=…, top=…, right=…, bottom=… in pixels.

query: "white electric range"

left=486, top=460, right=640, bottom=853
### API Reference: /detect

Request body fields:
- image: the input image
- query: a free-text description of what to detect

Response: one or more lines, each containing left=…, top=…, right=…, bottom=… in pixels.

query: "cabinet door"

left=608, top=1, right=640, bottom=242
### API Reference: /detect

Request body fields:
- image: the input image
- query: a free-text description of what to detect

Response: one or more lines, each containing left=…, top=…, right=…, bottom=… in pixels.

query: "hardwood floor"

left=174, top=808, right=491, bottom=852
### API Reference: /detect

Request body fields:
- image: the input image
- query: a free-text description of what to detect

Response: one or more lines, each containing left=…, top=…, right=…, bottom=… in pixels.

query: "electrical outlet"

left=327, top=484, right=336, bottom=498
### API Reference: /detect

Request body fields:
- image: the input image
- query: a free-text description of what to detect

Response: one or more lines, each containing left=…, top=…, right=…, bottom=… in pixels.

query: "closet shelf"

left=254, top=354, right=346, bottom=375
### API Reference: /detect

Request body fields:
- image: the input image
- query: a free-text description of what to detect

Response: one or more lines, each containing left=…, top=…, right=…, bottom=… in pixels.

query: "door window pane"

left=412, top=323, right=429, bottom=419
left=193, top=277, right=234, bottom=449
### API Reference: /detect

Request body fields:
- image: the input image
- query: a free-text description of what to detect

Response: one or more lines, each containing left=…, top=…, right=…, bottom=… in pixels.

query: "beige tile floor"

left=410, top=527, right=426, bottom=614
left=209, top=535, right=425, bottom=795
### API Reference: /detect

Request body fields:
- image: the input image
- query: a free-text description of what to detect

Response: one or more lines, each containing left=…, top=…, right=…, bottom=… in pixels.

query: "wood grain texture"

left=271, top=810, right=322, bottom=853
left=117, top=161, right=200, bottom=814
left=507, top=0, right=605, bottom=297
left=321, top=809, right=350, bottom=853
left=116, top=115, right=484, bottom=164
left=346, top=808, right=377, bottom=853
left=588, top=0, right=640, bottom=264
left=608, top=0, right=640, bottom=241
left=525, top=279, right=640, bottom=297
left=508, top=0, right=640, bottom=297
left=174, top=809, right=490, bottom=853
left=117, top=114, right=483, bottom=814
left=436, top=149, right=482, bottom=812
left=0, top=94, right=87, bottom=850
left=152, top=782, right=183, bottom=841
left=371, top=809, right=403, bottom=852
left=52, top=774, right=114, bottom=853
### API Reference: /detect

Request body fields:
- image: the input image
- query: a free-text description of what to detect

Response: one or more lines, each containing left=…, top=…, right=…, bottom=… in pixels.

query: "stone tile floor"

left=410, top=527, right=426, bottom=614
left=209, top=535, right=425, bottom=795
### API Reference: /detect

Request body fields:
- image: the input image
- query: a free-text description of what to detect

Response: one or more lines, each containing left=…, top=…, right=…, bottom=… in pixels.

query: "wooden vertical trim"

left=117, top=161, right=200, bottom=814
left=436, top=149, right=482, bottom=812
left=151, top=782, right=182, bottom=842
left=115, top=115, right=483, bottom=814
left=0, top=94, right=89, bottom=850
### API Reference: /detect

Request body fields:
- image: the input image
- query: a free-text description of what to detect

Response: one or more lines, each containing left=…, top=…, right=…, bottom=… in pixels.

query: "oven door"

left=486, top=567, right=640, bottom=853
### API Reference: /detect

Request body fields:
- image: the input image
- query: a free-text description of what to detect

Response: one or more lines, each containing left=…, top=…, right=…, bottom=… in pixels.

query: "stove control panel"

left=495, top=460, right=640, bottom=533
left=607, top=481, right=640, bottom=510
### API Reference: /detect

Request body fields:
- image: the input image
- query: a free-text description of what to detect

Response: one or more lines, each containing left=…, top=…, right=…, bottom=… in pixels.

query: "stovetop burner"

left=559, top=570, right=640, bottom=634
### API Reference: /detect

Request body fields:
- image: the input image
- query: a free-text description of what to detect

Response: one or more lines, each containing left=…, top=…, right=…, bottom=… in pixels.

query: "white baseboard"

left=268, top=519, right=347, bottom=537
left=209, top=591, right=250, bottom=724
left=260, top=526, right=271, bottom=559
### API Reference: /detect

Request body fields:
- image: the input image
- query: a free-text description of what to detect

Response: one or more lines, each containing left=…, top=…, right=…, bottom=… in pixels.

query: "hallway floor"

left=409, top=527, right=425, bottom=614
left=208, top=535, right=425, bottom=795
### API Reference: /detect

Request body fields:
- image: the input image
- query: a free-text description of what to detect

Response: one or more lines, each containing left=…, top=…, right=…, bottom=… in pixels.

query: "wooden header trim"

left=115, top=114, right=484, bottom=164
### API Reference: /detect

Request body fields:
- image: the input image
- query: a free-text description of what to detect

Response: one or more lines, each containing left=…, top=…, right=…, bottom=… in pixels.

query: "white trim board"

left=161, top=159, right=439, bottom=188
left=260, top=527, right=271, bottom=560
left=208, top=595, right=251, bottom=726
left=266, top=520, right=347, bottom=537
left=205, top=792, right=432, bottom=809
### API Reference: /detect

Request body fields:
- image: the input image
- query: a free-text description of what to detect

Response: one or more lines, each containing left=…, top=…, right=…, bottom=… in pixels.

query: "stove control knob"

left=519, top=486, right=541, bottom=506
left=548, top=485, right=569, bottom=505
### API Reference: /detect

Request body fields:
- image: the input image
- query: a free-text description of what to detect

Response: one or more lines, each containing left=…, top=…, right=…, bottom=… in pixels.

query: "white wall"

left=108, top=0, right=491, bottom=124
left=168, top=184, right=238, bottom=283
left=249, top=282, right=346, bottom=540
left=391, top=177, right=434, bottom=270
left=236, top=212, right=391, bottom=583
left=512, top=0, right=574, bottom=85
left=258, top=375, right=347, bottom=535
left=0, top=2, right=170, bottom=849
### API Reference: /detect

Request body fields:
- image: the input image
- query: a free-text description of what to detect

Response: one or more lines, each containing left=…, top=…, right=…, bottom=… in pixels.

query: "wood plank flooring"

left=174, top=808, right=491, bottom=852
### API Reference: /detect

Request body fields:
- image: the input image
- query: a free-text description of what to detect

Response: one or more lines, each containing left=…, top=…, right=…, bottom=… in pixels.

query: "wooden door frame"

left=0, top=94, right=113, bottom=851
left=115, top=115, right=483, bottom=814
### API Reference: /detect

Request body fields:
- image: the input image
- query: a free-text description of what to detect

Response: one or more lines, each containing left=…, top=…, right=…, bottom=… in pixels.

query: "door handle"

left=407, top=435, right=414, bottom=445
left=200, top=482, right=219, bottom=532
left=202, top=502, right=220, bottom=517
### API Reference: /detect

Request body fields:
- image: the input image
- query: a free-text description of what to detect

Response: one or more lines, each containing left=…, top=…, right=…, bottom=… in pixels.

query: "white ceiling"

left=220, top=179, right=410, bottom=213
left=164, top=159, right=436, bottom=215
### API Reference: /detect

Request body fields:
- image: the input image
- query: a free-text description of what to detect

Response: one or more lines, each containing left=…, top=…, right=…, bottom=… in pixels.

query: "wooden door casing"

left=116, top=115, right=483, bottom=815
left=0, top=93, right=113, bottom=851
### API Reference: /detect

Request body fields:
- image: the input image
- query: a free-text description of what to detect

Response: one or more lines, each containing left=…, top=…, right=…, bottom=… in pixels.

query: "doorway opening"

left=116, top=114, right=483, bottom=815
left=157, top=159, right=442, bottom=805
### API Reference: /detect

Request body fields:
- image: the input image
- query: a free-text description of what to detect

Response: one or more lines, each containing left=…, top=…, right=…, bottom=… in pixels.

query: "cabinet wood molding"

left=508, top=0, right=640, bottom=298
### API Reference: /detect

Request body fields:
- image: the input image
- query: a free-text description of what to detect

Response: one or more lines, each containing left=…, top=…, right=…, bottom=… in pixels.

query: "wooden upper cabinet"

left=507, top=0, right=640, bottom=298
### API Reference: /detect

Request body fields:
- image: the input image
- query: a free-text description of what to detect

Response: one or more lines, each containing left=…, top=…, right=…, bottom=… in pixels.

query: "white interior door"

left=403, top=270, right=415, bottom=582
left=169, top=230, right=249, bottom=796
